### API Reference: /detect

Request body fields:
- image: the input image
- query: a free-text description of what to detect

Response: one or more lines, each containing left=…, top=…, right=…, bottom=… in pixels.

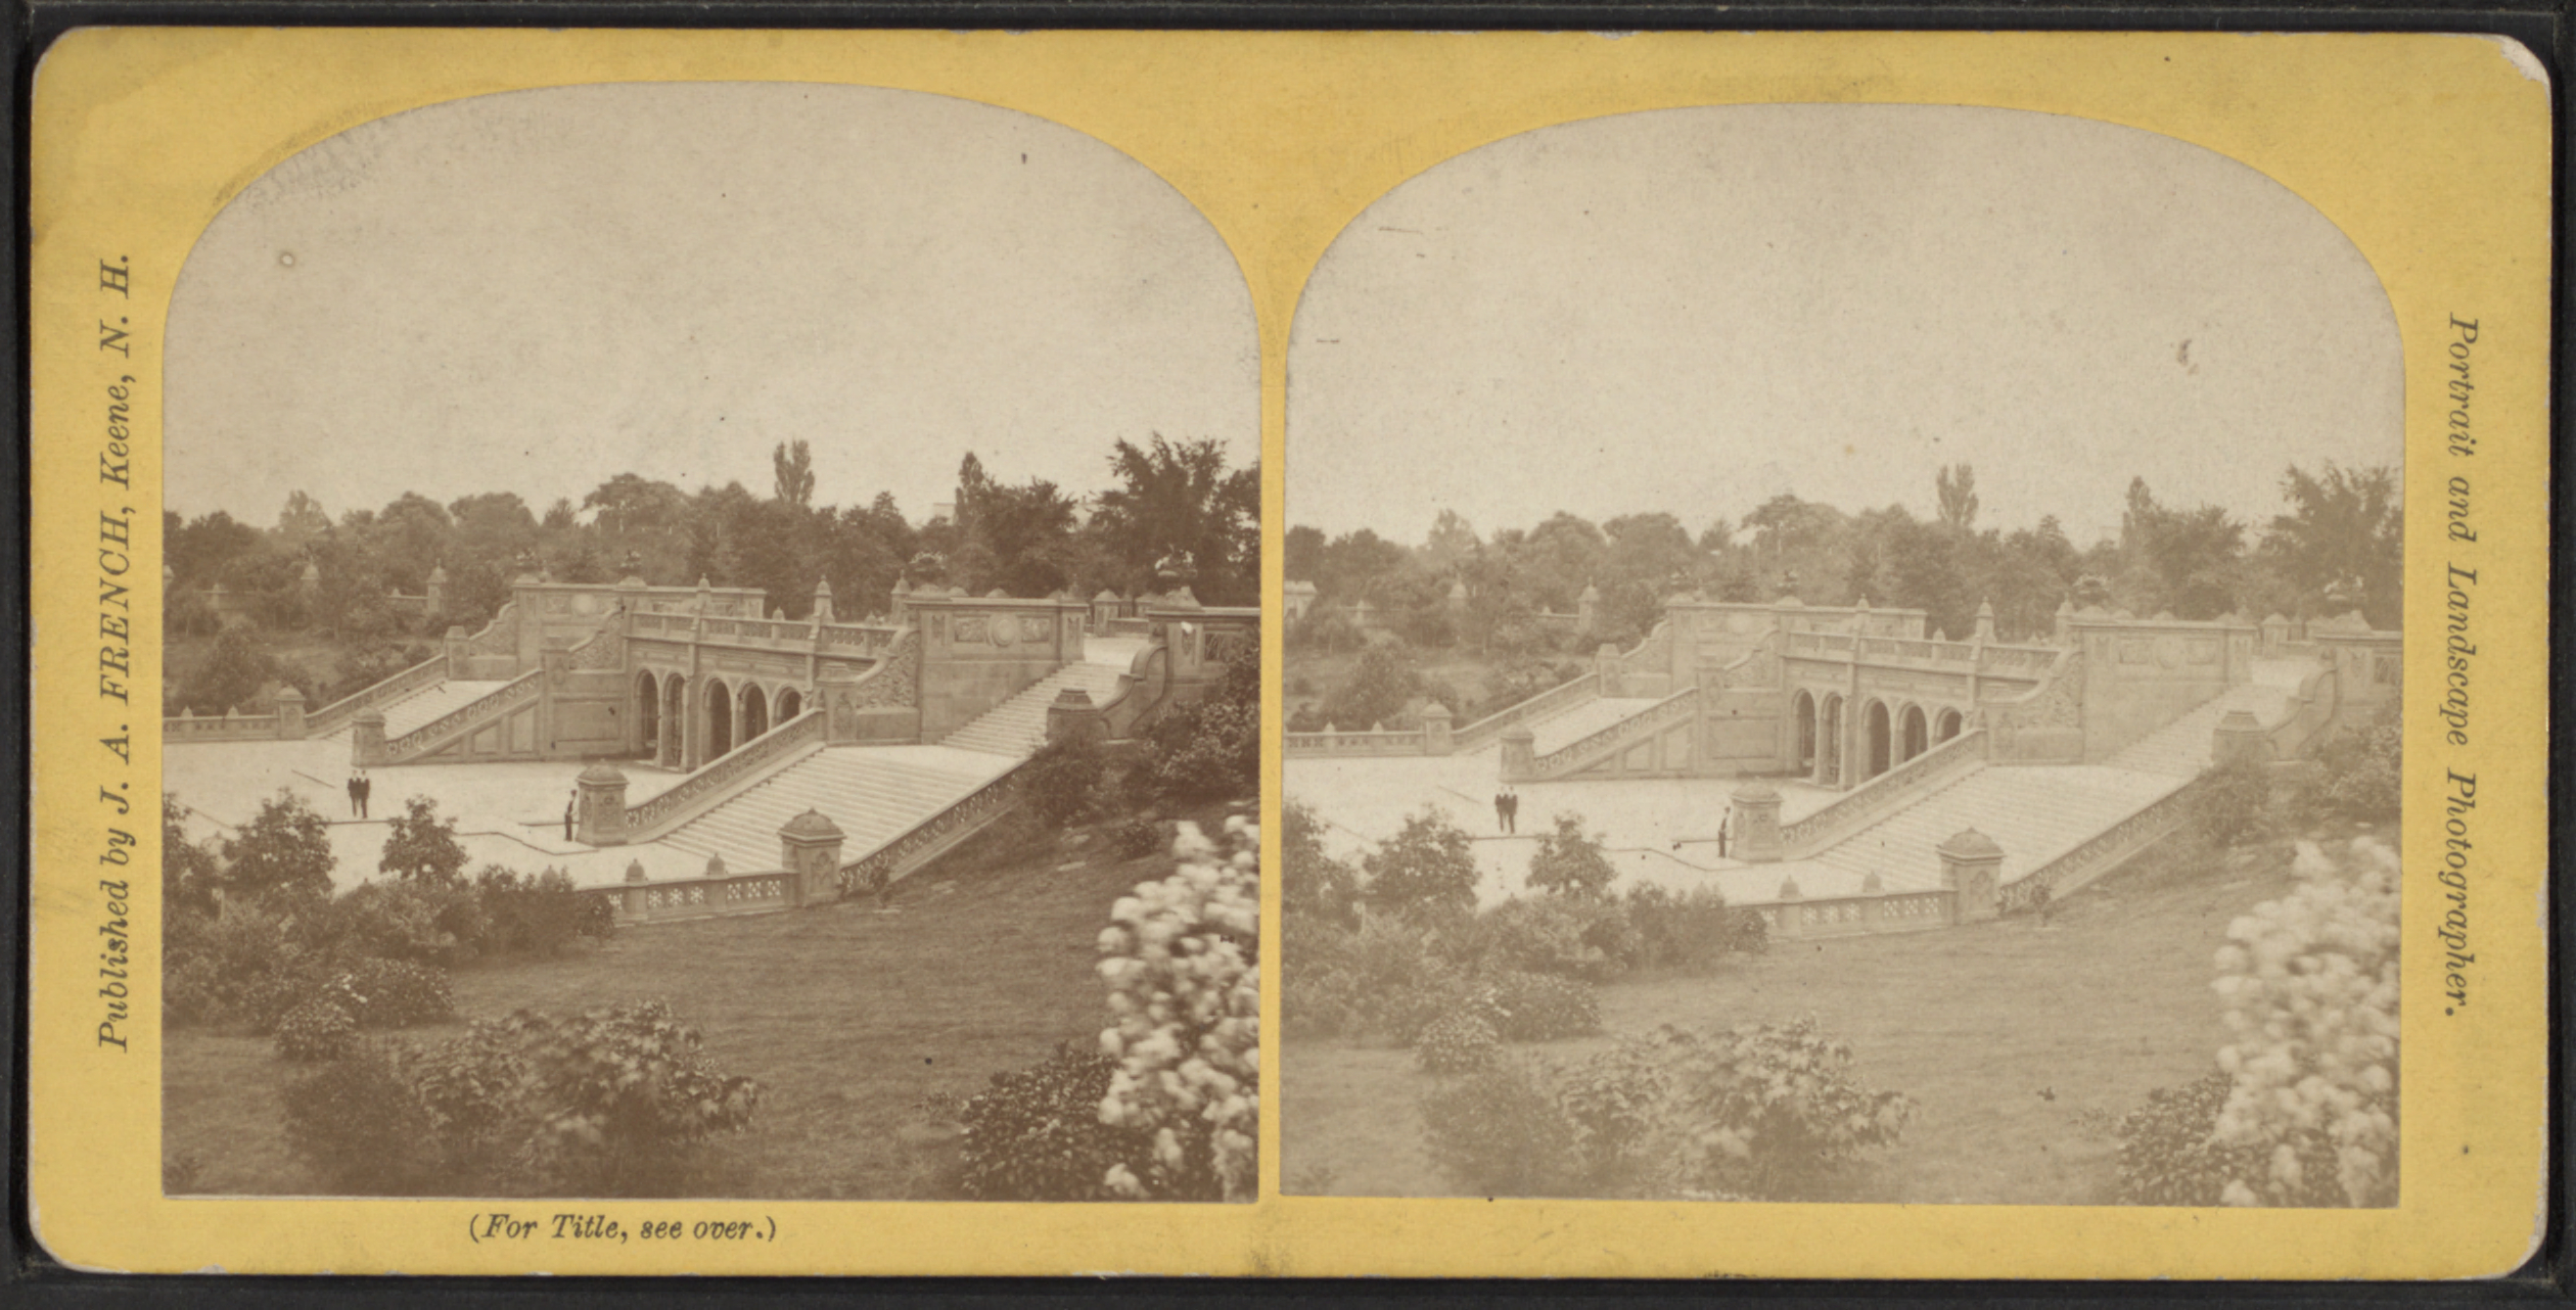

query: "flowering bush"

left=957, top=1041, right=1142, bottom=1200
left=1645, top=1017, right=1918, bottom=1200
left=1094, top=817, right=1261, bottom=1201
left=273, top=997, right=359, bottom=1062
left=325, top=957, right=456, bottom=1029
left=2206, top=836, right=2400, bottom=1206
left=1414, top=1009, right=1502, bottom=1075
left=1418, top=1058, right=1584, bottom=1195
left=1475, top=972, right=1601, bottom=1043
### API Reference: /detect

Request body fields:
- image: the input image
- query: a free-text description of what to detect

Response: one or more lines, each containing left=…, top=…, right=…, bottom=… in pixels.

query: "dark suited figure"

left=565, top=789, right=578, bottom=841
left=1495, top=791, right=1509, bottom=833
left=346, top=773, right=362, bottom=819
left=355, top=772, right=372, bottom=819
left=1718, top=809, right=1731, bottom=859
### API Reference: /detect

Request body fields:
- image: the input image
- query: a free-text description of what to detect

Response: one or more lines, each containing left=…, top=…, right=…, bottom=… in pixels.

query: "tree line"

left=1286, top=462, right=2399, bottom=655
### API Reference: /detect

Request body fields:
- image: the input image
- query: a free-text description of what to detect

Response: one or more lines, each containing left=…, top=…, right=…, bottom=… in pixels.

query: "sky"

left=1286, top=104, right=2404, bottom=548
left=164, top=82, right=1259, bottom=526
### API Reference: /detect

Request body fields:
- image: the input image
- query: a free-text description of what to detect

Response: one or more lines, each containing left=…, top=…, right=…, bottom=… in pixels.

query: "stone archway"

left=661, top=674, right=686, bottom=768
left=775, top=686, right=804, bottom=724
left=1935, top=707, right=1964, bottom=744
left=705, top=678, right=734, bottom=761
left=1818, top=693, right=1845, bottom=786
left=1863, top=700, right=1892, bottom=780
left=1792, top=689, right=1817, bottom=774
left=739, top=681, right=770, bottom=743
left=634, top=669, right=660, bottom=758
left=1900, top=704, right=1929, bottom=763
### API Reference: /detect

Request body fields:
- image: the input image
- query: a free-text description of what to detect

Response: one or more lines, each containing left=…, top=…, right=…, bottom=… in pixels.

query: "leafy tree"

left=221, top=790, right=336, bottom=902
left=381, top=797, right=470, bottom=888
left=1526, top=813, right=1617, bottom=899
left=1092, top=437, right=1260, bottom=606
left=771, top=440, right=816, bottom=510
left=1281, top=801, right=1361, bottom=931
left=163, top=793, right=224, bottom=918
left=183, top=627, right=283, bottom=715
left=1935, top=463, right=1980, bottom=532
left=2262, top=462, right=2402, bottom=628
left=1319, top=641, right=1422, bottom=730
left=1361, top=809, right=1480, bottom=918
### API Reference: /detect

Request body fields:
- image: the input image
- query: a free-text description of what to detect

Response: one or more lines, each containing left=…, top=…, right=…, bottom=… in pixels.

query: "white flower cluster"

left=2208, top=836, right=2400, bottom=1207
left=1094, top=816, right=1261, bottom=1201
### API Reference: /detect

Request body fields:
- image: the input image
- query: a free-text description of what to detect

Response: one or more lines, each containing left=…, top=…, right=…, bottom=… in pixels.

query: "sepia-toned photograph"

left=1280, top=104, right=2404, bottom=1206
left=155, top=82, right=1263, bottom=1202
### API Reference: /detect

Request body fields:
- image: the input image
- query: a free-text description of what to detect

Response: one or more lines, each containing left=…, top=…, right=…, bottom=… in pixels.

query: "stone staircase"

left=1806, top=764, right=2185, bottom=891
left=1523, top=695, right=1669, bottom=757
left=941, top=662, right=1129, bottom=756
left=2101, top=682, right=2296, bottom=777
left=654, top=745, right=1012, bottom=877
left=326, top=678, right=509, bottom=742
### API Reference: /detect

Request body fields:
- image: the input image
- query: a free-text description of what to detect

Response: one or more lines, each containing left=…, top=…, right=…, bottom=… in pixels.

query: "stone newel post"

left=575, top=763, right=630, bottom=846
left=350, top=710, right=389, bottom=767
left=444, top=625, right=473, bottom=678
left=815, top=667, right=862, bottom=745
left=272, top=685, right=307, bottom=740
left=1939, top=827, right=2004, bottom=923
left=1774, top=873, right=1805, bottom=939
left=1498, top=724, right=1537, bottom=783
left=2213, top=709, right=2271, bottom=766
left=779, top=810, right=847, bottom=908
left=623, top=859, right=650, bottom=920
left=1046, top=687, right=1103, bottom=745
left=1420, top=700, right=1454, bottom=755
left=1728, top=779, right=1784, bottom=863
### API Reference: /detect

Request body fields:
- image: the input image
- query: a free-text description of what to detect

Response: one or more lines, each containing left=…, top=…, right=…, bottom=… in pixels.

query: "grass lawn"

left=163, top=806, right=1238, bottom=1198
left=1280, top=822, right=2387, bottom=1204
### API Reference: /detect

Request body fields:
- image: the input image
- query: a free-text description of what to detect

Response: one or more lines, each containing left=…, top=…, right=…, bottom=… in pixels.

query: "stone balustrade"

left=1511, top=685, right=1699, bottom=781
left=622, top=709, right=829, bottom=838
left=380, top=670, right=544, bottom=762
left=1450, top=672, right=1600, bottom=752
left=1776, top=728, right=1989, bottom=858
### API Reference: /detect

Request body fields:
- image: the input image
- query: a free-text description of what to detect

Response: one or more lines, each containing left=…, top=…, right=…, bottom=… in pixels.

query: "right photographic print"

left=1279, top=104, right=2404, bottom=1207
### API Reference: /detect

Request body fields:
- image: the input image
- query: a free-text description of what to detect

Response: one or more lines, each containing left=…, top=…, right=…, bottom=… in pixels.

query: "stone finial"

left=1861, top=868, right=1884, bottom=895
left=704, top=851, right=728, bottom=878
left=1777, top=873, right=1803, bottom=900
left=1974, top=597, right=1998, bottom=642
left=625, top=859, right=649, bottom=883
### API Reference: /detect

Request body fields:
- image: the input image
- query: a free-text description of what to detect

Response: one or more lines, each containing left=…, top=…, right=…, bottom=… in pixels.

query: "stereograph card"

left=21, top=26, right=2553, bottom=1280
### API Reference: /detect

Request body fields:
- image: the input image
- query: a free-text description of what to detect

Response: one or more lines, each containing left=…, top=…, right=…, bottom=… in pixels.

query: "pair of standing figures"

left=344, top=772, right=373, bottom=819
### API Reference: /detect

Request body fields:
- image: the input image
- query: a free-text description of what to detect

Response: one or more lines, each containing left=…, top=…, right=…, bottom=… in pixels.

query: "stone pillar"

left=2214, top=709, right=2270, bottom=766
left=779, top=810, right=847, bottom=908
left=444, top=625, right=472, bottom=678
left=1973, top=598, right=1997, bottom=642
left=1728, top=779, right=1783, bottom=863
left=272, top=685, right=307, bottom=739
left=1939, top=827, right=2004, bottom=923
left=576, top=763, right=630, bottom=846
left=1774, top=874, right=1805, bottom=939
left=811, top=577, right=836, bottom=626
left=1046, top=687, right=1103, bottom=745
left=1595, top=642, right=1622, bottom=695
left=1421, top=700, right=1454, bottom=755
left=1578, top=583, right=1600, bottom=635
left=1498, top=724, right=1537, bottom=783
left=426, top=565, right=447, bottom=619
left=816, top=666, right=862, bottom=745
left=1859, top=868, right=1885, bottom=930
left=350, top=710, right=389, bottom=767
left=623, top=859, right=650, bottom=920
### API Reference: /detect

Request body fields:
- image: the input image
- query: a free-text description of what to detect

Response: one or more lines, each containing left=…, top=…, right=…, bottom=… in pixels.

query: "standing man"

left=355, top=772, right=372, bottom=819
left=565, top=788, right=578, bottom=842
left=1717, top=807, right=1731, bottom=859
left=1502, top=788, right=1519, bottom=835
left=345, top=772, right=362, bottom=819
left=1494, top=790, right=1509, bottom=834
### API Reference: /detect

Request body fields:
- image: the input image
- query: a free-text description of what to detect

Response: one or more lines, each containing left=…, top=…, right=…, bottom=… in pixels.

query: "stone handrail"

left=624, top=708, right=829, bottom=839
left=839, top=762, right=1027, bottom=894
left=820, top=622, right=903, bottom=652
left=1751, top=886, right=1956, bottom=937
left=1524, top=685, right=1699, bottom=779
left=1284, top=726, right=1431, bottom=757
left=1977, top=643, right=2060, bottom=674
left=1451, top=672, right=1600, bottom=752
left=464, top=603, right=519, bottom=656
left=1104, top=616, right=1153, bottom=637
left=1999, top=777, right=2197, bottom=913
left=2267, top=666, right=2340, bottom=759
left=1787, top=628, right=2055, bottom=675
left=304, top=655, right=447, bottom=736
left=1096, top=642, right=1173, bottom=741
left=382, top=670, right=544, bottom=761
left=1781, top=728, right=1989, bottom=857
left=164, top=709, right=285, bottom=742
left=612, top=869, right=800, bottom=923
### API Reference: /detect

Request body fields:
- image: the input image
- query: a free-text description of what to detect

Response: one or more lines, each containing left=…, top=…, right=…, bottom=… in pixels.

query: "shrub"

left=380, top=796, right=470, bottom=888
left=957, top=1041, right=1143, bottom=1200
left=2191, top=754, right=2275, bottom=849
left=1360, top=809, right=1481, bottom=919
left=1280, top=800, right=1361, bottom=931
left=1552, top=1042, right=1674, bottom=1195
left=496, top=1001, right=765, bottom=1194
left=2204, top=837, right=2400, bottom=1206
left=2114, top=1071, right=2255, bottom=1205
left=1419, top=1059, right=1583, bottom=1196
left=1526, top=813, right=1617, bottom=899
left=1471, top=895, right=1633, bottom=981
left=332, top=957, right=456, bottom=1029
left=1111, top=816, right=1165, bottom=860
left=1021, top=735, right=1106, bottom=827
left=473, top=866, right=614, bottom=959
left=1095, top=818, right=1262, bottom=1201
left=1477, top=972, right=1601, bottom=1043
left=164, top=896, right=328, bottom=1032
left=1641, top=1017, right=1919, bottom=1201
left=281, top=1042, right=436, bottom=1193
left=1622, top=882, right=1753, bottom=973
left=1139, top=657, right=1258, bottom=806
left=1414, top=1009, right=1502, bottom=1074
left=2308, top=709, right=2401, bottom=822
left=273, top=998, right=359, bottom=1062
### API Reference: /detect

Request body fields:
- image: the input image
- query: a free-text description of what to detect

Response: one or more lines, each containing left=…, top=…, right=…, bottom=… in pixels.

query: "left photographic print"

left=153, top=82, right=1263, bottom=1202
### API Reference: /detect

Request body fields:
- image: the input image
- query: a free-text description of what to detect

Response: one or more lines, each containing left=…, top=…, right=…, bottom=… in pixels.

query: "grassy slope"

left=1281, top=825, right=2378, bottom=1203
left=162, top=810, right=1224, bottom=1199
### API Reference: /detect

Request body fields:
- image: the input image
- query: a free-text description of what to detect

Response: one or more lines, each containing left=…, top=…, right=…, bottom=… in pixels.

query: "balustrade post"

left=576, top=763, right=630, bottom=845
left=1938, top=827, right=2003, bottom=923
left=2213, top=709, right=2270, bottom=766
left=779, top=810, right=847, bottom=908
left=350, top=710, right=389, bottom=767
left=623, top=859, right=649, bottom=920
left=1728, top=779, right=1783, bottom=863
left=272, top=685, right=307, bottom=740
left=1774, top=875, right=1805, bottom=939
left=1499, top=724, right=1537, bottom=783
left=1421, top=700, right=1453, bottom=755
left=1859, top=868, right=1884, bottom=931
